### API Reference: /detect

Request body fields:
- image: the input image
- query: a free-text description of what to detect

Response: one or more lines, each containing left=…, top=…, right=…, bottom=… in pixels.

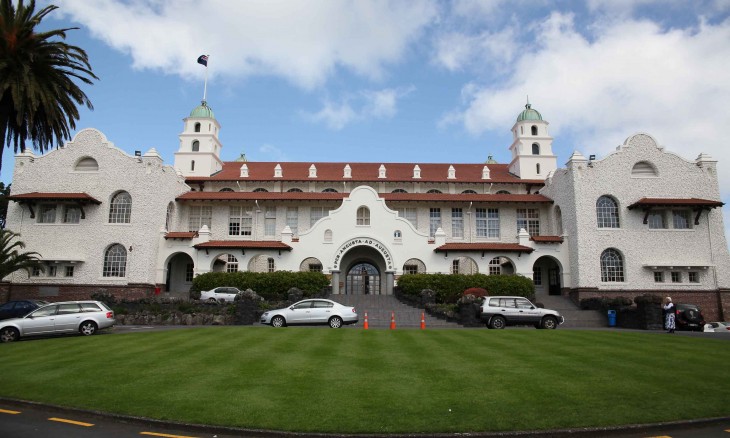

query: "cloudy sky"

left=7, top=0, right=730, bottom=239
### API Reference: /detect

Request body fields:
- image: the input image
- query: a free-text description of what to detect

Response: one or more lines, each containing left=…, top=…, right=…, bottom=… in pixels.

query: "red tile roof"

left=7, top=192, right=101, bottom=204
left=434, top=243, right=534, bottom=253
left=530, top=236, right=564, bottom=243
left=186, top=162, right=545, bottom=184
left=164, top=232, right=198, bottom=239
left=177, top=191, right=553, bottom=203
left=627, top=198, right=724, bottom=209
left=193, top=240, right=292, bottom=250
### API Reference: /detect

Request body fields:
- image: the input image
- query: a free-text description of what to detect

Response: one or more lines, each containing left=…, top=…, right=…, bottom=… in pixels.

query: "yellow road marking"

left=48, top=417, right=94, bottom=427
left=644, top=436, right=672, bottom=438
left=140, top=432, right=199, bottom=438
left=0, top=408, right=21, bottom=414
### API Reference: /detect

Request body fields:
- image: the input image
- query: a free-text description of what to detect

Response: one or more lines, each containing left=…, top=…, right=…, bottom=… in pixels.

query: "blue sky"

left=6, top=0, right=730, bottom=240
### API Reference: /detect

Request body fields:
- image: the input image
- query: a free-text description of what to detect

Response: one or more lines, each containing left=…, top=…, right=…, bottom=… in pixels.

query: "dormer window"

left=322, top=188, right=338, bottom=193
left=482, top=166, right=490, bottom=180
left=343, top=164, right=352, bottom=178
left=192, top=140, right=200, bottom=152
left=240, top=164, right=249, bottom=177
left=274, top=164, right=282, bottom=178
left=194, top=122, right=201, bottom=133
left=379, top=165, right=386, bottom=179
left=531, top=125, right=538, bottom=135
left=413, top=165, right=421, bottom=179
left=532, top=143, right=540, bottom=155
left=309, top=164, right=317, bottom=178
left=448, top=165, right=456, bottom=179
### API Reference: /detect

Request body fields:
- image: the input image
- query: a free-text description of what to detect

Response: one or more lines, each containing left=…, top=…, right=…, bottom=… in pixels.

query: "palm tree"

left=0, top=229, right=42, bottom=280
left=0, top=0, right=97, bottom=174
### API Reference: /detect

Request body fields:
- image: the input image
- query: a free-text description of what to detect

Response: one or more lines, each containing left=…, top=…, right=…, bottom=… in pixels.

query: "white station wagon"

left=0, top=300, right=115, bottom=342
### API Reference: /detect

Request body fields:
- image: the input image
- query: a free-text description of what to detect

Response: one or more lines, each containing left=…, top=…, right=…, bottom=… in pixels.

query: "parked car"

left=703, top=321, right=730, bottom=333
left=675, top=303, right=705, bottom=332
left=261, top=299, right=358, bottom=328
left=0, top=300, right=49, bottom=321
left=0, top=300, right=115, bottom=343
left=479, top=296, right=564, bottom=329
left=200, top=287, right=242, bottom=303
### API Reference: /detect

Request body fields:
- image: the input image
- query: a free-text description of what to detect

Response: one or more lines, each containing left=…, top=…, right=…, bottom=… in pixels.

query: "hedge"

left=190, top=271, right=330, bottom=301
left=397, top=274, right=534, bottom=304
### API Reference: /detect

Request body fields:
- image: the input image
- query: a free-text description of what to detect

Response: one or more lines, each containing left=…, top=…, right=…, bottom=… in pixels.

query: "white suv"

left=480, top=296, right=564, bottom=329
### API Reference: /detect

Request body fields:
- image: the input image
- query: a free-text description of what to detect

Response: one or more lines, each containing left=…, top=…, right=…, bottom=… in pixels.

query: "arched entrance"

left=346, top=262, right=381, bottom=295
left=533, top=256, right=562, bottom=296
left=165, top=252, right=194, bottom=294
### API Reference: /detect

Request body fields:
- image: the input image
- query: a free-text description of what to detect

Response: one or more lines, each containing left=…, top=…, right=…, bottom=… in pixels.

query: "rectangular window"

left=185, top=263, right=194, bottom=282
left=533, top=268, right=542, bottom=286
left=653, top=271, right=664, bottom=283
left=476, top=208, right=500, bottom=238
left=310, top=207, right=326, bottom=225
left=31, top=266, right=42, bottom=277
left=228, top=206, right=253, bottom=236
left=286, top=207, right=298, bottom=237
left=517, top=208, right=540, bottom=236
left=672, top=210, right=692, bottom=229
left=399, top=208, right=418, bottom=228
left=47, top=266, right=57, bottom=277
left=267, top=258, right=275, bottom=273
left=671, top=271, right=681, bottom=283
left=265, top=207, right=277, bottom=237
left=648, top=211, right=666, bottom=229
left=688, top=271, right=699, bottom=283
left=309, top=263, right=323, bottom=273
left=65, top=266, right=74, bottom=277
left=63, top=206, right=81, bottom=224
left=430, top=208, right=441, bottom=237
left=451, top=259, right=459, bottom=274
left=403, top=264, right=418, bottom=275
left=188, top=206, right=212, bottom=232
left=451, top=208, right=463, bottom=238
left=38, top=204, right=57, bottom=223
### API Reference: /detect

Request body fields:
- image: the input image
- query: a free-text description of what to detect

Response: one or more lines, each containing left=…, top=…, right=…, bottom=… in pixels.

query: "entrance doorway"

left=346, top=263, right=381, bottom=295
left=532, top=256, right=562, bottom=296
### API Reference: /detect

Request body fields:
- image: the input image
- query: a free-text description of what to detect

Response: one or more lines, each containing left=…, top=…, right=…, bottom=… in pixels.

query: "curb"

left=1, top=397, right=729, bottom=438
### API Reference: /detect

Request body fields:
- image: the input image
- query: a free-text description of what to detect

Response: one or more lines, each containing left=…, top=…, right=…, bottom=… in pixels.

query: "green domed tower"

left=174, top=100, right=223, bottom=177
left=508, top=100, right=556, bottom=180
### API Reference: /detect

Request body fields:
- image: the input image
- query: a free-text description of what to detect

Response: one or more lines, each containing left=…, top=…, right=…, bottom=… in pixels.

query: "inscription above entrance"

left=333, top=237, right=393, bottom=271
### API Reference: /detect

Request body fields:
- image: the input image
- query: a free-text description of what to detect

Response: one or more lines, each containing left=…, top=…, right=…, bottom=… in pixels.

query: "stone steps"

left=534, top=294, right=607, bottom=328
left=331, top=295, right=462, bottom=328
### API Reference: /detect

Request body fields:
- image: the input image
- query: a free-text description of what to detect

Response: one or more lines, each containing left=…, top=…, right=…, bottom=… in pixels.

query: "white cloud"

left=303, top=86, right=414, bottom=130
left=446, top=13, right=730, bottom=192
left=258, top=144, right=288, bottom=162
left=433, top=27, right=520, bottom=72
left=59, top=0, right=438, bottom=89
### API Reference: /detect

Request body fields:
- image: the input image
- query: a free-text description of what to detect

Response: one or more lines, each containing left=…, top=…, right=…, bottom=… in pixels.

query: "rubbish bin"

left=607, top=309, right=617, bottom=327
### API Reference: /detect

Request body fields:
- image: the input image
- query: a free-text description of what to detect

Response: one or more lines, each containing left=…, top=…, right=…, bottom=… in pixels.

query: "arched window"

left=531, top=125, right=538, bottom=136
left=103, top=244, right=127, bottom=277
left=596, top=196, right=620, bottom=228
left=74, top=156, right=98, bottom=172
left=109, top=191, right=132, bottom=223
left=194, top=123, right=201, bottom=133
left=600, top=249, right=624, bottom=282
left=532, top=143, right=540, bottom=155
left=219, top=188, right=234, bottom=192
left=357, top=207, right=370, bottom=225
left=322, top=188, right=338, bottom=193
left=461, top=189, right=477, bottom=194
left=427, top=189, right=442, bottom=194
left=392, top=189, right=408, bottom=193
left=631, top=161, right=658, bottom=177
left=253, top=188, right=269, bottom=193
left=165, top=202, right=174, bottom=231
left=192, top=140, right=200, bottom=152
left=496, top=190, right=511, bottom=195
left=324, top=229, right=333, bottom=242
left=287, top=188, right=303, bottom=193
left=191, top=160, right=195, bottom=171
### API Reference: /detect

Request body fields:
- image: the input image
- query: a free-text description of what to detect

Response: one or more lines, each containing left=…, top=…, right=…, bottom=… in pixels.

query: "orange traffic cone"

left=390, top=311, right=396, bottom=330
left=420, top=312, right=426, bottom=330
left=363, top=312, right=369, bottom=330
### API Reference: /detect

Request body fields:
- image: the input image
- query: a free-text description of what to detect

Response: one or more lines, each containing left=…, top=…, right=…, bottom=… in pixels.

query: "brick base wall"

left=3, top=283, right=155, bottom=303
left=569, top=288, right=725, bottom=321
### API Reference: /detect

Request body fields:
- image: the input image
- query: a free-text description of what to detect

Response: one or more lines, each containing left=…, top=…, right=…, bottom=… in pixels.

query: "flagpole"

left=203, top=55, right=209, bottom=103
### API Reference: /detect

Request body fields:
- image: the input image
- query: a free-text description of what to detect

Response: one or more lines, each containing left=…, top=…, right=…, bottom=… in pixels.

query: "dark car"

left=0, top=300, right=49, bottom=321
left=675, top=303, right=705, bottom=332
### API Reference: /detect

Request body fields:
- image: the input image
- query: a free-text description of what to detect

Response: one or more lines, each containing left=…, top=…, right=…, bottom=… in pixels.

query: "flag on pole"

left=197, top=55, right=208, bottom=66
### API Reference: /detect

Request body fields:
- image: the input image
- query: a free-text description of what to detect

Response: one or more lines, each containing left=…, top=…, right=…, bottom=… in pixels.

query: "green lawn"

left=1, top=327, right=729, bottom=434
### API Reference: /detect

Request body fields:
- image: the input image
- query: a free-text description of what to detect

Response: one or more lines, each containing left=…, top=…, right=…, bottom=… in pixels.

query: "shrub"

left=463, top=287, right=488, bottom=298
left=191, top=271, right=330, bottom=301
left=91, top=291, right=117, bottom=306
left=398, top=274, right=534, bottom=304
left=634, top=294, right=662, bottom=305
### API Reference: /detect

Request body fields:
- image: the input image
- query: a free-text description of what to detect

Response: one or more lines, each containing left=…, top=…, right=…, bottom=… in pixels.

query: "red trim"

left=434, top=243, right=534, bottom=253
left=193, top=240, right=292, bottom=250
left=177, top=191, right=553, bottom=203
left=530, top=236, right=564, bottom=243
left=8, top=192, right=101, bottom=204
left=164, top=232, right=198, bottom=240
left=627, top=198, right=724, bottom=209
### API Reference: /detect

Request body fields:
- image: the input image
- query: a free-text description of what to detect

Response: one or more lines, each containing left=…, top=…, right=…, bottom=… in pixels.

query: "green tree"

left=0, top=229, right=42, bottom=280
left=0, top=0, right=97, bottom=174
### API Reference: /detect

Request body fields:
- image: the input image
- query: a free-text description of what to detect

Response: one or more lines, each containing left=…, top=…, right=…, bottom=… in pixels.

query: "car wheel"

left=329, top=316, right=343, bottom=328
left=541, top=316, right=558, bottom=329
left=0, top=327, right=19, bottom=343
left=271, top=315, right=286, bottom=328
left=208, top=298, right=217, bottom=303
left=489, top=316, right=506, bottom=329
left=79, top=321, right=97, bottom=336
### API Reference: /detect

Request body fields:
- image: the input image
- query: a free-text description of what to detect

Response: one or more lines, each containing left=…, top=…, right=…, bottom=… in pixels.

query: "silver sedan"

left=260, top=299, right=358, bottom=328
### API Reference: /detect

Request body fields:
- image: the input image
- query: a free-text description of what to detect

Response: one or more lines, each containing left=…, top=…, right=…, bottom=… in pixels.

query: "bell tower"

left=508, top=100, right=557, bottom=179
left=174, top=100, right=223, bottom=177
